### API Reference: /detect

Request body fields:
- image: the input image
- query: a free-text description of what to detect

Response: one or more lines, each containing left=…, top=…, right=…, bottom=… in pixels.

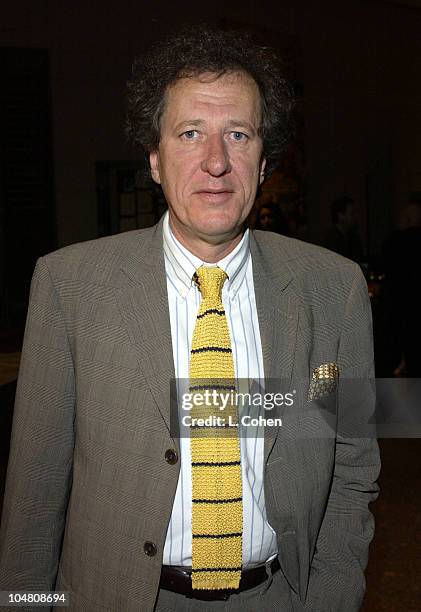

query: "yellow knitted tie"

left=189, top=266, right=242, bottom=591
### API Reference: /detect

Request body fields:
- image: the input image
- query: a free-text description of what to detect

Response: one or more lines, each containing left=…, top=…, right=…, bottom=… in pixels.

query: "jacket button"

left=165, top=449, right=178, bottom=465
left=143, top=541, right=157, bottom=556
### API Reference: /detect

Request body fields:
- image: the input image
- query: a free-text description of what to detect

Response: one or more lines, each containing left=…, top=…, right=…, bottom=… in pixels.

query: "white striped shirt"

left=162, top=212, right=278, bottom=568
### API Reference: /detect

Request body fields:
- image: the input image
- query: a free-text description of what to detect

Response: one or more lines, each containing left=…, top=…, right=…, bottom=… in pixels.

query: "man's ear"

left=259, top=157, right=267, bottom=185
left=149, top=150, right=161, bottom=184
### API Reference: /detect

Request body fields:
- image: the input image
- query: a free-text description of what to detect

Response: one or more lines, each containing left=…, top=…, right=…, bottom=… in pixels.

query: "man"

left=324, top=196, right=364, bottom=263
left=0, top=27, right=380, bottom=611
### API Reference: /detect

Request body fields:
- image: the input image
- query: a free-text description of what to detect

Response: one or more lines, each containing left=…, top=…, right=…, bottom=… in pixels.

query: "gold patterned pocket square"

left=307, top=362, right=339, bottom=401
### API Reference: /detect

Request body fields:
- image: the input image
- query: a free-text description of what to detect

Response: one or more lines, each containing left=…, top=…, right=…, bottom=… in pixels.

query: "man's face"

left=149, top=71, right=266, bottom=250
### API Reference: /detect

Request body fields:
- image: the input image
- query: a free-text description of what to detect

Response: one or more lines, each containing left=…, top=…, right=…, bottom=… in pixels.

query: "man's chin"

left=169, top=211, right=247, bottom=247
left=188, top=209, right=242, bottom=234
left=192, top=222, right=245, bottom=244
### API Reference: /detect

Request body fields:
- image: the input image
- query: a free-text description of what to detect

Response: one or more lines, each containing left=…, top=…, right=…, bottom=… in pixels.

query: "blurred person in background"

left=255, top=198, right=290, bottom=235
left=381, top=199, right=421, bottom=377
left=324, top=196, right=364, bottom=264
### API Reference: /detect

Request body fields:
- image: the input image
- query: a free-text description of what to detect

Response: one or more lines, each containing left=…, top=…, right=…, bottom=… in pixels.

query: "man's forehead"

left=162, top=71, right=261, bottom=122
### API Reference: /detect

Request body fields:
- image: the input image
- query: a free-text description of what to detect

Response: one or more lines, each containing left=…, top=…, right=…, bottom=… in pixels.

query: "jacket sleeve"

left=304, top=264, right=381, bottom=612
left=0, top=257, right=75, bottom=602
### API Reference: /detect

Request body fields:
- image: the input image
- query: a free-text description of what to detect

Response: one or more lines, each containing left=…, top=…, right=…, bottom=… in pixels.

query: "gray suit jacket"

left=0, top=217, right=380, bottom=611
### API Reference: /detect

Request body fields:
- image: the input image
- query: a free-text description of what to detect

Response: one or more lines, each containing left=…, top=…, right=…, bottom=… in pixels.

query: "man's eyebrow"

left=225, top=119, right=257, bottom=133
left=174, top=119, right=205, bottom=131
left=174, top=119, right=257, bottom=133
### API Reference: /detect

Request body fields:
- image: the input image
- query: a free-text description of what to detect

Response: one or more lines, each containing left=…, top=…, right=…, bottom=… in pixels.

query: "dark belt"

left=159, top=556, right=281, bottom=601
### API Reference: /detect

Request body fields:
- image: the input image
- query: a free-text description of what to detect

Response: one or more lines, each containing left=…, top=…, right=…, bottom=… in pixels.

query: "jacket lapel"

left=115, top=219, right=177, bottom=445
left=250, top=232, right=299, bottom=463
left=251, top=231, right=304, bottom=599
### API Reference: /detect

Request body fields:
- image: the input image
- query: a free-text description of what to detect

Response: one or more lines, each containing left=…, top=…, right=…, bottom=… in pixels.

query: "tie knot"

left=194, top=266, right=227, bottom=301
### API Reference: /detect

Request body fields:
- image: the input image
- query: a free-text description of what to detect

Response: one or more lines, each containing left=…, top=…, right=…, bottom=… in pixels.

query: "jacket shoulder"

left=253, top=229, right=361, bottom=275
left=39, top=225, right=159, bottom=285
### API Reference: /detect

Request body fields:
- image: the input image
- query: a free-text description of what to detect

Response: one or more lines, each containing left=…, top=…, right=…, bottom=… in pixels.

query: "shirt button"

left=165, top=449, right=178, bottom=465
left=143, top=541, right=157, bottom=556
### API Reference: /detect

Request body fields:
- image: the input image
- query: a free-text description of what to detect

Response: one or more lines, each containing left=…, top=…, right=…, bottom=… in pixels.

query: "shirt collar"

left=162, top=211, right=250, bottom=299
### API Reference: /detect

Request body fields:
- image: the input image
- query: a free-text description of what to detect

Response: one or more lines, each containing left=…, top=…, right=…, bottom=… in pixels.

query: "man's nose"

left=200, top=134, right=231, bottom=176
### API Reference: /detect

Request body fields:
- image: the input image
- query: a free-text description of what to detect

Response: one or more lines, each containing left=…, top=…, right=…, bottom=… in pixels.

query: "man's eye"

left=231, top=131, right=248, bottom=141
left=182, top=130, right=198, bottom=140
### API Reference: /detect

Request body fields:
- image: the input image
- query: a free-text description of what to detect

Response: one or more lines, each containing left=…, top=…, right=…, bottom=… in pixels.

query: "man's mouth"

left=196, top=191, right=234, bottom=203
left=195, top=189, right=234, bottom=202
left=196, top=189, right=234, bottom=194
